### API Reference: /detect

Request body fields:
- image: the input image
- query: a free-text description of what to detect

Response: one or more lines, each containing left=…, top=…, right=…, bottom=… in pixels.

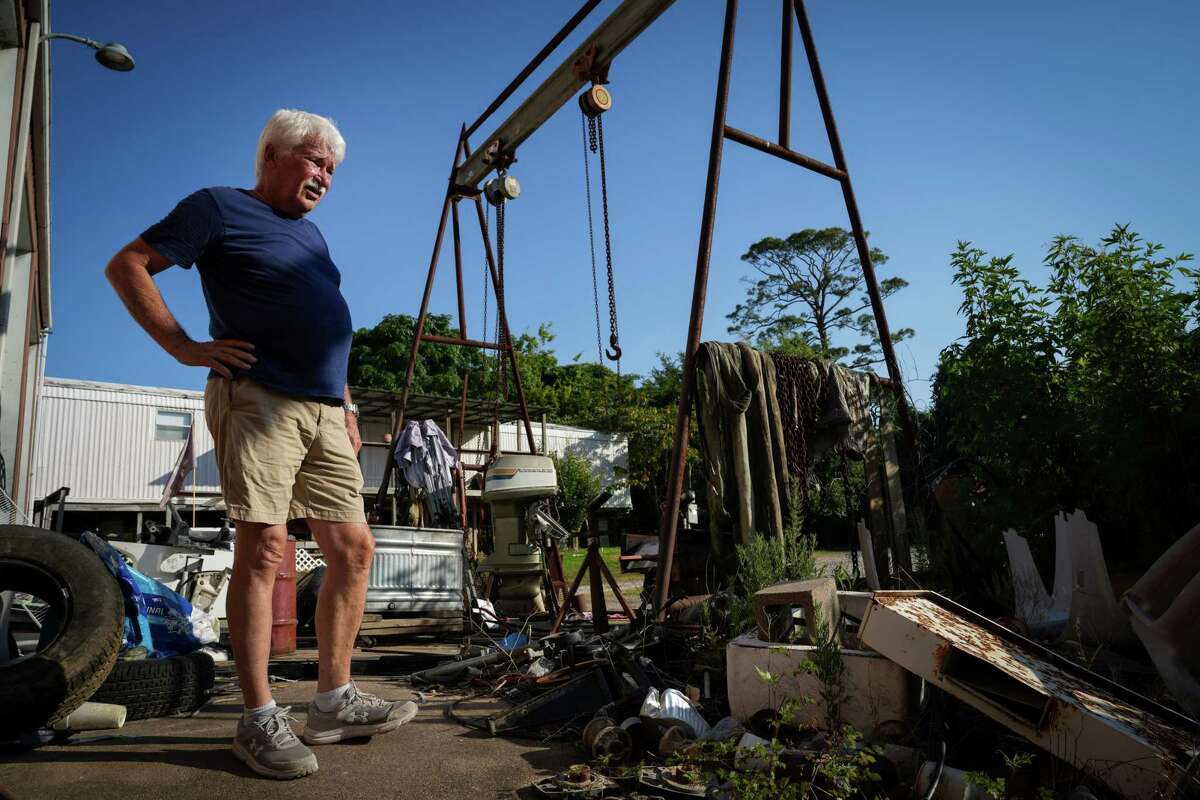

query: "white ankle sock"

left=314, top=683, right=352, bottom=713
left=243, top=699, right=277, bottom=722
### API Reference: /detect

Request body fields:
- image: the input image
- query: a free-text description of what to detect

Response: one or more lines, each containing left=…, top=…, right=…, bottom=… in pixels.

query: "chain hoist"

left=484, top=170, right=520, bottom=401
left=579, top=83, right=621, bottom=367
left=580, top=114, right=604, bottom=365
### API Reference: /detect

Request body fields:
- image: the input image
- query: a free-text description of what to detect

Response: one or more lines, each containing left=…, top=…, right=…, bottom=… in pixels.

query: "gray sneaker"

left=232, top=706, right=319, bottom=780
left=301, top=684, right=418, bottom=745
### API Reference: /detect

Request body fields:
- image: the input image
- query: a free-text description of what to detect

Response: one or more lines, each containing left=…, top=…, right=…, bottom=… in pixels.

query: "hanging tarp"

left=693, top=342, right=790, bottom=550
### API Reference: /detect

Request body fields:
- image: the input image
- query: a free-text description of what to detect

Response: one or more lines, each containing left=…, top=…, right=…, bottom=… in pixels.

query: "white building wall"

left=31, top=378, right=220, bottom=506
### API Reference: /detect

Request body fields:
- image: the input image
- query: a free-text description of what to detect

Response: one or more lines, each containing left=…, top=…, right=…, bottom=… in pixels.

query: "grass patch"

left=559, top=546, right=627, bottom=582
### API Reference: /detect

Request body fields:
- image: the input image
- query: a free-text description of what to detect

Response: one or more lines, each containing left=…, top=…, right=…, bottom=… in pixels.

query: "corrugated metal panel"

left=365, top=525, right=463, bottom=613
left=32, top=378, right=221, bottom=504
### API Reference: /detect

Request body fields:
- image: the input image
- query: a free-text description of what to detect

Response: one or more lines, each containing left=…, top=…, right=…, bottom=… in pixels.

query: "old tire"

left=0, top=526, right=124, bottom=736
left=90, top=651, right=215, bottom=720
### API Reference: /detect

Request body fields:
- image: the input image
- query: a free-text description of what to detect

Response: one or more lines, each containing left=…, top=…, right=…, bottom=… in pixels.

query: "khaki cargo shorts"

left=204, top=377, right=366, bottom=525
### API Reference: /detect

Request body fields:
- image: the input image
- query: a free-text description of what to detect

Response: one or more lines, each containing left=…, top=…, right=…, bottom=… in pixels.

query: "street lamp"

left=41, top=32, right=134, bottom=72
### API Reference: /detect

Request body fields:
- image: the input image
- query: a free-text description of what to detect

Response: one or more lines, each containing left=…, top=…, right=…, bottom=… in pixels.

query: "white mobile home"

left=31, top=377, right=630, bottom=536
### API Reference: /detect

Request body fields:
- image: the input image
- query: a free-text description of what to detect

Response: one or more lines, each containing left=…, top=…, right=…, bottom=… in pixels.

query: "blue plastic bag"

left=81, top=532, right=217, bottom=658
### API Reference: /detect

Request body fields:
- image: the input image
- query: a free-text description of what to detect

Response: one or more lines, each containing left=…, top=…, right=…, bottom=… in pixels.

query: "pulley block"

left=484, top=172, right=521, bottom=206
left=578, top=84, right=612, bottom=117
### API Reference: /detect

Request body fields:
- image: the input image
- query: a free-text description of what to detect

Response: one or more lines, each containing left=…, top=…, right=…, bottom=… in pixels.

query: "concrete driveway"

left=0, top=677, right=577, bottom=800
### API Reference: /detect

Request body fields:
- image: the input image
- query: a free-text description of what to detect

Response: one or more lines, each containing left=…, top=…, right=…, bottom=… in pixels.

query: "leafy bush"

left=932, top=225, right=1200, bottom=569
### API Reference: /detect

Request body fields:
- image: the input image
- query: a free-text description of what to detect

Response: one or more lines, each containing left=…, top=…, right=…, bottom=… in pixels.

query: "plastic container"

left=51, top=702, right=127, bottom=732
left=270, top=538, right=297, bottom=656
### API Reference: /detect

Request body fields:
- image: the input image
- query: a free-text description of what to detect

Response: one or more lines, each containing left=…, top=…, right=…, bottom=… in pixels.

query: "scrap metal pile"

left=411, top=572, right=1200, bottom=800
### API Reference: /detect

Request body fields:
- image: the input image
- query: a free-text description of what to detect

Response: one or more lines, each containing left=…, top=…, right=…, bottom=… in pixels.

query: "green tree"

left=932, top=224, right=1200, bottom=567
left=551, top=453, right=603, bottom=534
left=727, top=227, right=913, bottom=368
left=348, top=313, right=491, bottom=397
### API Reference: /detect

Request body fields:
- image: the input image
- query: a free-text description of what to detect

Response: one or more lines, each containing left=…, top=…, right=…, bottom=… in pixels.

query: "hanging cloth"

left=693, top=342, right=790, bottom=551
left=393, top=419, right=462, bottom=528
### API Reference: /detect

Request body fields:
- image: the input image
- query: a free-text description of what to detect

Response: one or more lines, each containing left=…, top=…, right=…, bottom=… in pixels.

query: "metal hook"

left=605, top=339, right=622, bottom=361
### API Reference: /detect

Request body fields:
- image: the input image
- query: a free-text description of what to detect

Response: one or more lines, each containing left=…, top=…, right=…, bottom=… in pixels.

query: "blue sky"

left=48, top=1, right=1200, bottom=407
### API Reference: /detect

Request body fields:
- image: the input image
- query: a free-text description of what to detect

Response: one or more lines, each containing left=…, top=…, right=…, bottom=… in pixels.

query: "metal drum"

left=270, top=538, right=297, bottom=656
left=365, top=526, right=464, bottom=614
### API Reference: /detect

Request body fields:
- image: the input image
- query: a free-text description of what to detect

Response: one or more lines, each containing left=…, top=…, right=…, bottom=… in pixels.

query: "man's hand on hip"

left=345, top=412, right=362, bottom=454
left=169, top=338, right=257, bottom=379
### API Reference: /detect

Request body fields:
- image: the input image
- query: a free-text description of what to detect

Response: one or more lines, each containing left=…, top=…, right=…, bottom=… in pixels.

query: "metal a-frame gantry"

left=373, top=0, right=921, bottom=621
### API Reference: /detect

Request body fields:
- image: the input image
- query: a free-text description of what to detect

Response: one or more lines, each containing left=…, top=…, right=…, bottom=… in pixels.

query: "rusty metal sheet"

left=860, top=591, right=1200, bottom=799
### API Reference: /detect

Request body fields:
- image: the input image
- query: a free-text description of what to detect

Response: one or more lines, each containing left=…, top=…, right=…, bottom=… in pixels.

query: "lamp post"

left=41, top=32, right=134, bottom=71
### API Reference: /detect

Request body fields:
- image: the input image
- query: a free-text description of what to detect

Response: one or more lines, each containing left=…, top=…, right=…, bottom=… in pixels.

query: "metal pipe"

left=792, top=0, right=921, bottom=492
left=372, top=130, right=463, bottom=513
left=778, top=0, right=792, bottom=148
left=452, top=199, right=467, bottom=339
left=420, top=333, right=506, bottom=350
left=465, top=0, right=603, bottom=138
left=723, top=125, right=845, bottom=181
left=462, top=141, right=540, bottom=455
left=654, top=0, right=739, bottom=619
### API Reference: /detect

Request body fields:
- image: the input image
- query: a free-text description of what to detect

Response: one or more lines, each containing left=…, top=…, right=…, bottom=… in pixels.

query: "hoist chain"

left=481, top=202, right=490, bottom=354
left=495, top=196, right=508, bottom=400
left=581, top=114, right=604, bottom=364
left=586, top=112, right=621, bottom=368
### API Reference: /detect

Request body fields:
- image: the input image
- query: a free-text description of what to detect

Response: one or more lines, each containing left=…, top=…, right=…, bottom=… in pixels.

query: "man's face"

left=263, top=138, right=336, bottom=216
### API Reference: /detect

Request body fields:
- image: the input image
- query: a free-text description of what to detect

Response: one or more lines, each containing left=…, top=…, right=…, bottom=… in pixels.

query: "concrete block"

left=753, top=577, right=839, bottom=644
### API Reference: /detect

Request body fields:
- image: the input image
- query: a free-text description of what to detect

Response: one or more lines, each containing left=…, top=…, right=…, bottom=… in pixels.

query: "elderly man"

left=105, top=109, right=415, bottom=780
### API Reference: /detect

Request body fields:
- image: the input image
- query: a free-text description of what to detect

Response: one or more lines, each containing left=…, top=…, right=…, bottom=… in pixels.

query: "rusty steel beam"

left=465, top=0, right=604, bottom=138
left=723, top=125, right=846, bottom=181
left=451, top=199, right=467, bottom=339
left=420, top=333, right=507, bottom=350
left=792, top=0, right=921, bottom=492
left=778, top=0, right=792, bottom=148
left=371, top=129, right=464, bottom=514
left=654, top=0, right=738, bottom=620
left=461, top=138, right=540, bottom=455
left=457, top=0, right=677, bottom=189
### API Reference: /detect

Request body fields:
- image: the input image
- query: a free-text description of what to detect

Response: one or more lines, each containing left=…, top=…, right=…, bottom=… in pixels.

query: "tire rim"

left=0, top=556, right=72, bottom=664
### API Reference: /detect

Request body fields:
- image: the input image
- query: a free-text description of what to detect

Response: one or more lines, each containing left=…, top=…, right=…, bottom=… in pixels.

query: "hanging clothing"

left=694, top=342, right=790, bottom=551
left=773, top=356, right=875, bottom=474
left=393, top=419, right=461, bottom=528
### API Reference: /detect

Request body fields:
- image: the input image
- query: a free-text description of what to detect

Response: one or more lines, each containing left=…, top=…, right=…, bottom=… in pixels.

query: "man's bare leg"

left=228, top=521, right=289, bottom=709
left=307, top=519, right=374, bottom=692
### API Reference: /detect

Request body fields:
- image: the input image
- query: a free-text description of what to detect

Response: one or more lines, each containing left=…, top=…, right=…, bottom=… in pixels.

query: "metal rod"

left=452, top=199, right=467, bottom=339
left=372, top=130, right=464, bottom=513
left=420, top=333, right=507, bottom=350
left=458, top=0, right=678, bottom=188
left=458, top=373, right=470, bottom=447
left=654, top=0, right=738, bottom=619
left=792, top=0, right=921, bottom=486
left=779, top=0, right=792, bottom=148
left=465, top=0, right=604, bottom=138
left=723, top=125, right=845, bottom=181
left=463, top=138, right=539, bottom=454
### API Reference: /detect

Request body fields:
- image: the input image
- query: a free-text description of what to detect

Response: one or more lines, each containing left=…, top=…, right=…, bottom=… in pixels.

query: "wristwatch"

left=342, top=402, right=359, bottom=417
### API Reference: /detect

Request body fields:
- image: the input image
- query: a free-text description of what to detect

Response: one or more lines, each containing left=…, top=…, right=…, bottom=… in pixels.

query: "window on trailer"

left=155, top=410, right=192, bottom=441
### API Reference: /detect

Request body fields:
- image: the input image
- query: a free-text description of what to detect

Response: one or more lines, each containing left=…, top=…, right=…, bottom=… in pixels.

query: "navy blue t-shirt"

left=141, top=187, right=352, bottom=402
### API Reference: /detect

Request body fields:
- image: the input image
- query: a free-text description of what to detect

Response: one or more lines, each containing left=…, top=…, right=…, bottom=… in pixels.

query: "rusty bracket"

left=480, top=138, right=518, bottom=173
left=572, top=44, right=611, bottom=85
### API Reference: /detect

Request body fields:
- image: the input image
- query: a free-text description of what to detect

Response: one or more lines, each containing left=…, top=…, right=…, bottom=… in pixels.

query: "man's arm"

left=104, top=237, right=256, bottom=378
left=344, top=384, right=362, bottom=454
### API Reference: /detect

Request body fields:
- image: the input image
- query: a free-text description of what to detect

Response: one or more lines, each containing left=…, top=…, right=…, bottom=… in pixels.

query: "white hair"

left=254, top=109, right=346, bottom=179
